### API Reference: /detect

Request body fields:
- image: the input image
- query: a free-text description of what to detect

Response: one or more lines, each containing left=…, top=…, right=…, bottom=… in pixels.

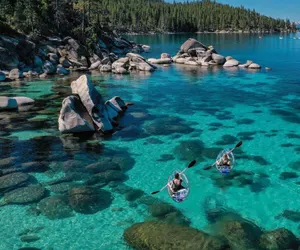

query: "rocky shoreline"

left=0, top=32, right=153, bottom=82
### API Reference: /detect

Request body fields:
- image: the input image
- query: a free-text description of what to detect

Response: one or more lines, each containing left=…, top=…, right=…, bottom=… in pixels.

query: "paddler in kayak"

left=217, top=152, right=231, bottom=167
left=168, top=173, right=185, bottom=194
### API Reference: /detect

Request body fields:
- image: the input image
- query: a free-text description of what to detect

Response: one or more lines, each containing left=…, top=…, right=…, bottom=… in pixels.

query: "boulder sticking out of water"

left=58, top=74, right=128, bottom=133
left=0, top=96, right=35, bottom=111
left=123, top=221, right=229, bottom=250
left=127, top=53, right=156, bottom=72
left=58, top=95, right=95, bottom=133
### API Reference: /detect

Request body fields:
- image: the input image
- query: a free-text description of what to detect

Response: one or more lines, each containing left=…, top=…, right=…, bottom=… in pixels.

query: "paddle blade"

left=151, top=191, right=160, bottom=195
left=203, top=165, right=212, bottom=170
left=235, top=141, right=243, bottom=148
left=188, top=160, right=196, bottom=168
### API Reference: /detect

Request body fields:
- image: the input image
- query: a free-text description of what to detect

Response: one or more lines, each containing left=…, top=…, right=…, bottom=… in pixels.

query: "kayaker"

left=168, top=173, right=185, bottom=193
left=217, top=152, right=231, bottom=166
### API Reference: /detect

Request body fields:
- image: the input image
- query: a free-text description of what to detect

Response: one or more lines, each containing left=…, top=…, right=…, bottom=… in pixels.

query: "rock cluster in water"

left=148, top=38, right=262, bottom=69
left=0, top=34, right=154, bottom=82
left=58, top=74, right=128, bottom=133
left=123, top=206, right=300, bottom=250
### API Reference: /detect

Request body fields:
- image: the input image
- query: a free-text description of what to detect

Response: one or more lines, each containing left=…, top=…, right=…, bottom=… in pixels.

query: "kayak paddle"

left=203, top=141, right=243, bottom=170
left=151, top=160, right=196, bottom=195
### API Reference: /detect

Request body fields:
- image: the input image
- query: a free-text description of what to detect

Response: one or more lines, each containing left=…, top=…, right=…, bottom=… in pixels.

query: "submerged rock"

left=213, top=217, right=263, bottom=250
left=2, top=185, right=46, bottom=205
left=124, top=221, right=229, bottom=250
left=173, top=140, right=205, bottom=162
left=20, top=235, right=40, bottom=243
left=38, top=195, right=73, bottom=220
left=259, top=228, right=299, bottom=250
left=281, top=210, right=300, bottom=222
left=68, top=187, right=113, bottom=214
left=0, top=172, right=31, bottom=192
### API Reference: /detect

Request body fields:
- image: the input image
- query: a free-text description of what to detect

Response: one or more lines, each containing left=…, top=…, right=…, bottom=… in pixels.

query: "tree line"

left=0, top=0, right=297, bottom=41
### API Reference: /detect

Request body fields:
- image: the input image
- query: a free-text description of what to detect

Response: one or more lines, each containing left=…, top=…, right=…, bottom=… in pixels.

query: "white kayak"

left=167, top=170, right=190, bottom=203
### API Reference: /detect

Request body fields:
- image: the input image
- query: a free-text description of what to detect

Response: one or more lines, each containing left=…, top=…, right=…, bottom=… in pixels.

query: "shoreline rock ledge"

left=58, top=74, right=128, bottom=134
left=166, top=38, right=261, bottom=69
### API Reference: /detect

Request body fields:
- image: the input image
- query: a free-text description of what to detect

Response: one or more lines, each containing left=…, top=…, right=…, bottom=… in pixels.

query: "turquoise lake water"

left=0, top=33, right=300, bottom=249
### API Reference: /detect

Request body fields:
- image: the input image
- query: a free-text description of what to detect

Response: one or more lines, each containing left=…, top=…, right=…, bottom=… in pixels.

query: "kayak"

left=167, top=170, right=190, bottom=203
left=216, top=148, right=235, bottom=174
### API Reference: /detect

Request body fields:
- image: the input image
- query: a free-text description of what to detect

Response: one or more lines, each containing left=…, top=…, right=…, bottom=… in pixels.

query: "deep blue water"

left=0, top=33, right=299, bottom=250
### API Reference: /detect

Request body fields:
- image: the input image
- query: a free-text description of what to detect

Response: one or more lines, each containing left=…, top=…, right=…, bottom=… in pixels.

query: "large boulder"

left=112, top=57, right=129, bottom=69
left=0, top=96, right=34, bottom=111
left=70, top=74, right=113, bottom=132
left=68, top=187, right=113, bottom=214
left=180, top=38, right=208, bottom=53
left=124, top=221, right=229, bottom=250
left=58, top=95, right=95, bottom=133
left=99, top=64, right=112, bottom=72
left=259, top=228, right=299, bottom=250
left=127, top=53, right=156, bottom=72
left=64, top=37, right=89, bottom=66
left=213, top=218, right=263, bottom=250
left=2, top=186, right=46, bottom=205
left=38, top=195, right=73, bottom=220
left=89, top=60, right=101, bottom=70
left=212, top=53, right=226, bottom=65
left=223, top=59, right=239, bottom=67
left=248, top=63, right=261, bottom=69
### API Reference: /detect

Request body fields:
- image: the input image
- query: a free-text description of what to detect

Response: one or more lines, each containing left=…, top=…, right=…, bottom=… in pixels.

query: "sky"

left=166, top=0, right=300, bottom=22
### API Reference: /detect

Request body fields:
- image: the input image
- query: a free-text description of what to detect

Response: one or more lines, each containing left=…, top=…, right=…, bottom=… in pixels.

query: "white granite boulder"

left=223, top=59, right=239, bottom=67
left=127, top=53, right=156, bottom=71
left=212, top=53, right=226, bottom=65
left=248, top=63, right=261, bottom=69
left=70, top=74, right=113, bottom=132
left=0, top=96, right=34, bottom=111
left=58, top=95, right=95, bottom=133
left=180, top=38, right=208, bottom=53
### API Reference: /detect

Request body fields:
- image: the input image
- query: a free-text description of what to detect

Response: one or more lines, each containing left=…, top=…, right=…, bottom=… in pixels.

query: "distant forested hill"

left=0, top=0, right=297, bottom=41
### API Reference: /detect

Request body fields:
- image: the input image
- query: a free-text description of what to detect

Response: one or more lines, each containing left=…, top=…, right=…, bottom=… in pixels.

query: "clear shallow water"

left=0, top=33, right=300, bottom=250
